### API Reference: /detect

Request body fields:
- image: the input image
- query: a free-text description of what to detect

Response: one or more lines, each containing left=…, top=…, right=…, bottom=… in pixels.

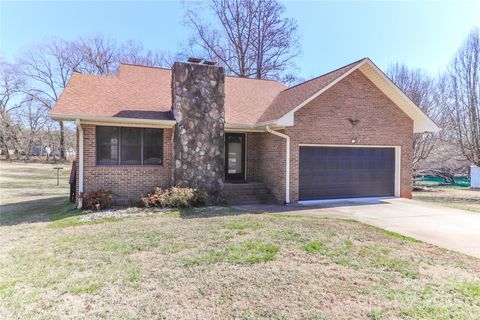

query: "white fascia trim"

left=266, top=126, right=290, bottom=204
left=276, top=60, right=368, bottom=126
left=299, top=144, right=401, bottom=197
left=75, top=119, right=84, bottom=209
left=49, top=112, right=176, bottom=128
left=225, top=122, right=265, bottom=132
left=275, top=58, right=440, bottom=133
left=225, top=121, right=287, bottom=132
left=359, top=59, right=440, bottom=133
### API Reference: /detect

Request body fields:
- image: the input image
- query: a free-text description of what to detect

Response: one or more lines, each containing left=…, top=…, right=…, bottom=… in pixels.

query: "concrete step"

left=224, top=182, right=275, bottom=205
left=224, top=191, right=271, bottom=197
left=224, top=184, right=266, bottom=191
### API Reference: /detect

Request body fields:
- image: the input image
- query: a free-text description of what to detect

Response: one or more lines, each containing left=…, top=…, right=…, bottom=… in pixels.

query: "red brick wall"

left=255, top=132, right=286, bottom=203
left=246, top=133, right=259, bottom=181
left=285, top=69, right=413, bottom=202
left=77, top=124, right=173, bottom=205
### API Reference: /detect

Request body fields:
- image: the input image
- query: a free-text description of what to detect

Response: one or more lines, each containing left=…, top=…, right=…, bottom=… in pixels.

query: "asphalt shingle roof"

left=52, top=59, right=366, bottom=125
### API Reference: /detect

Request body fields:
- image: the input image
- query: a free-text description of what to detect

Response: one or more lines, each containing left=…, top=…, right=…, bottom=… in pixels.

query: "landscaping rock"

left=79, top=207, right=173, bottom=222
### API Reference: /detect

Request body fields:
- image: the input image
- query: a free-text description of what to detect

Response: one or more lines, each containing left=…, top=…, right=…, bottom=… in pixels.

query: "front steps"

left=223, top=182, right=276, bottom=205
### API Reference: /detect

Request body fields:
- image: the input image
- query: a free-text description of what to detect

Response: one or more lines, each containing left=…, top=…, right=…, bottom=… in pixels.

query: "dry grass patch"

left=0, top=206, right=479, bottom=319
left=0, top=161, right=70, bottom=205
left=413, top=186, right=480, bottom=213
left=0, top=161, right=71, bottom=225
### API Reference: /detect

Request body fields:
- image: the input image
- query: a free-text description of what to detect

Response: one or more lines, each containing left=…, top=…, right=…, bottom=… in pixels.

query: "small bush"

left=138, top=187, right=208, bottom=208
left=81, top=190, right=112, bottom=210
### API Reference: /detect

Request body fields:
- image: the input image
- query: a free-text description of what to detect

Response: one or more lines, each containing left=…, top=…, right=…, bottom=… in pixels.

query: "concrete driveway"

left=236, top=198, right=480, bottom=258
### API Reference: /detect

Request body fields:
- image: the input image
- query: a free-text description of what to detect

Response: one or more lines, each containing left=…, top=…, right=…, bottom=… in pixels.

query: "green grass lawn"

left=1, top=204, right=479, bottom=319
left=1, top=162, right=479, bottom=319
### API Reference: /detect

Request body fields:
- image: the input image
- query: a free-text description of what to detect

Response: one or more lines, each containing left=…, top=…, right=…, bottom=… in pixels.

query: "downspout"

left=75, top=119, right=84, bottom=209
left=266, top=126, right=290, bottom=204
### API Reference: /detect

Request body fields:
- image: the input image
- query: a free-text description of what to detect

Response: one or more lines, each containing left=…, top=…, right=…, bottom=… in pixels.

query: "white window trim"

left=298, top=144, right=401, bottom=198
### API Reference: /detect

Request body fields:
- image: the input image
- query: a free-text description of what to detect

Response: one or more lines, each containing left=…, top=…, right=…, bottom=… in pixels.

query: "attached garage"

left=298, top=146, right=399, bottom=201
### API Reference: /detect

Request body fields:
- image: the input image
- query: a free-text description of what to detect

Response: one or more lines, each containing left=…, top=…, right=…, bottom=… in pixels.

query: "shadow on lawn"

left=227, top=199, right=394, bottom=214
left=0, top=196, right=80, bottom=226
left=178, top=199, right=393, bottom=219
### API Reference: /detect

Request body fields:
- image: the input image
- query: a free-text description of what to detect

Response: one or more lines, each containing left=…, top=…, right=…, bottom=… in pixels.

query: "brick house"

left=49, top=58, right=439, bottom=206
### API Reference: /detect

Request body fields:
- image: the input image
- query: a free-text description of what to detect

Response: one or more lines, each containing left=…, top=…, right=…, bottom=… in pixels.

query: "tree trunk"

left=0, top=136, right=10, bottom=160
left=25, top=138, right=32, bottom=160
left=59, top=120, right=66, bottom=160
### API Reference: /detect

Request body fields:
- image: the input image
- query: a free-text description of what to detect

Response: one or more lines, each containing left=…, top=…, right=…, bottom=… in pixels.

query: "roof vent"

left=187, top=57, right=203, bottom=64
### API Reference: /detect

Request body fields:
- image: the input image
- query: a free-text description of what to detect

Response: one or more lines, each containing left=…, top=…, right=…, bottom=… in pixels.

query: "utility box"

left=471, top=166, right=480, bottom=188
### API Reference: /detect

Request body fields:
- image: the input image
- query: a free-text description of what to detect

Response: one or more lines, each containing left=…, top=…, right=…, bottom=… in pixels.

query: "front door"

left=225, top=133, right=245, bottom=181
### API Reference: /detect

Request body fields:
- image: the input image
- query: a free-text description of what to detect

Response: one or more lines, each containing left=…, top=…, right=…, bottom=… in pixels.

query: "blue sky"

left=1, top=0, right=479, bottom=79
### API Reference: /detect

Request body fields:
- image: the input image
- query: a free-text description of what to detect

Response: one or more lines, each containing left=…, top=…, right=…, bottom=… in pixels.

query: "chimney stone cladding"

left=171, top=61, right=225, bottom=201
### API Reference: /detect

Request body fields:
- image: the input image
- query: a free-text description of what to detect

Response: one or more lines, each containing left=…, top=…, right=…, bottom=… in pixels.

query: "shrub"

left=81, top=190, right=112, bottom=210
left=138, top=187, right=208, bottom=208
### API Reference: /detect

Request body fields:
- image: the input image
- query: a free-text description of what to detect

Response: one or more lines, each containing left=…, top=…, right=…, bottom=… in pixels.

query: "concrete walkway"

left=235, top=198, right=480, bottom=258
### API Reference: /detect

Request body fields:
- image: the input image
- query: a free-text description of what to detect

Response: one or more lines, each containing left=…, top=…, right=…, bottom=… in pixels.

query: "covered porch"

left=223, top=131, right=287, bottom=204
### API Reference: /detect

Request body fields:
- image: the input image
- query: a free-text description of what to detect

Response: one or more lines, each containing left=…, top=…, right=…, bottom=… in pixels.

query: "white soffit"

left=358, top=60, right=440, bottom=133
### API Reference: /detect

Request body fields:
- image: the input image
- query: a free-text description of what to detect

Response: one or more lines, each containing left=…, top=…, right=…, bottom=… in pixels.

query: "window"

left=143, top=128, right=163, bottom=165
left=96, top=126, right=119, bottom=165
left=121, top=127, right=141, bottom=165
left=96, top=126, right=163, bottom=166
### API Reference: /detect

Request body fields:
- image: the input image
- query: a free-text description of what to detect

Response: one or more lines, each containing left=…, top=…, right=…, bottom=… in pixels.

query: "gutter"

left=75, top=119, right=84, bottom=209
left=266, top=125, right=290, bottom=204
left=224, top=121, right=287, bottom=132
left=49, top=112, right=176, bottom=128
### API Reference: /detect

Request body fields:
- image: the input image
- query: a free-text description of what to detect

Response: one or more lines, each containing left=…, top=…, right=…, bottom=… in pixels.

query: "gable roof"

left=257, top=58, right=365, bottom=123
left=50, top=59, right=439, bottom=133
left=260, top=58, right=439, bottom=133
left=50, top=63, right=287, bottom=126
left=52, top=65, right=174, bottom=122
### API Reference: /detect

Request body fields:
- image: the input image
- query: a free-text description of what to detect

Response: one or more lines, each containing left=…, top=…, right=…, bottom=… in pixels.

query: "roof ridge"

left=224, top=74, right=285, bottom=84
left=119, top=63, right=172, bottom=71
left=71, top=72, right=117, bottom=79
left=281, top=57, right=367, bottom=93
left=120, top=62, right=286, bottom=85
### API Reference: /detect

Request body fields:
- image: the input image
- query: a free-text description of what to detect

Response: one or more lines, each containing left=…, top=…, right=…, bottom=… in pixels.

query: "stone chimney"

left=171, top=59, right=225, bottom=201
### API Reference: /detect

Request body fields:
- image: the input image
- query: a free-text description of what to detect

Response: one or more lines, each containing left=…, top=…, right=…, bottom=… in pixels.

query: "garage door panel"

left=299, top=146, right=395, bottom=200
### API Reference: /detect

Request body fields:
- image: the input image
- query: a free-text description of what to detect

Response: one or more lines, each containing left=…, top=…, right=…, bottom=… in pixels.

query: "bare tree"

left=20, top=38, right=74, bottom=159
left=387, top=63, right=439, bottom=171
left=185, top=0, right=299, bottom=79
left=20, top=36, right=121, bottom=159
left=444, top=28, right=480, bottom=166
left=67, top=35, right=119, bottom=75
left=251, top=0, right=299, bottom=79
left=18, top=99, right=49, bottom=159
left=0, top=60, right=25, bottom=159
left=118, top=40, right=170, bottom=67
